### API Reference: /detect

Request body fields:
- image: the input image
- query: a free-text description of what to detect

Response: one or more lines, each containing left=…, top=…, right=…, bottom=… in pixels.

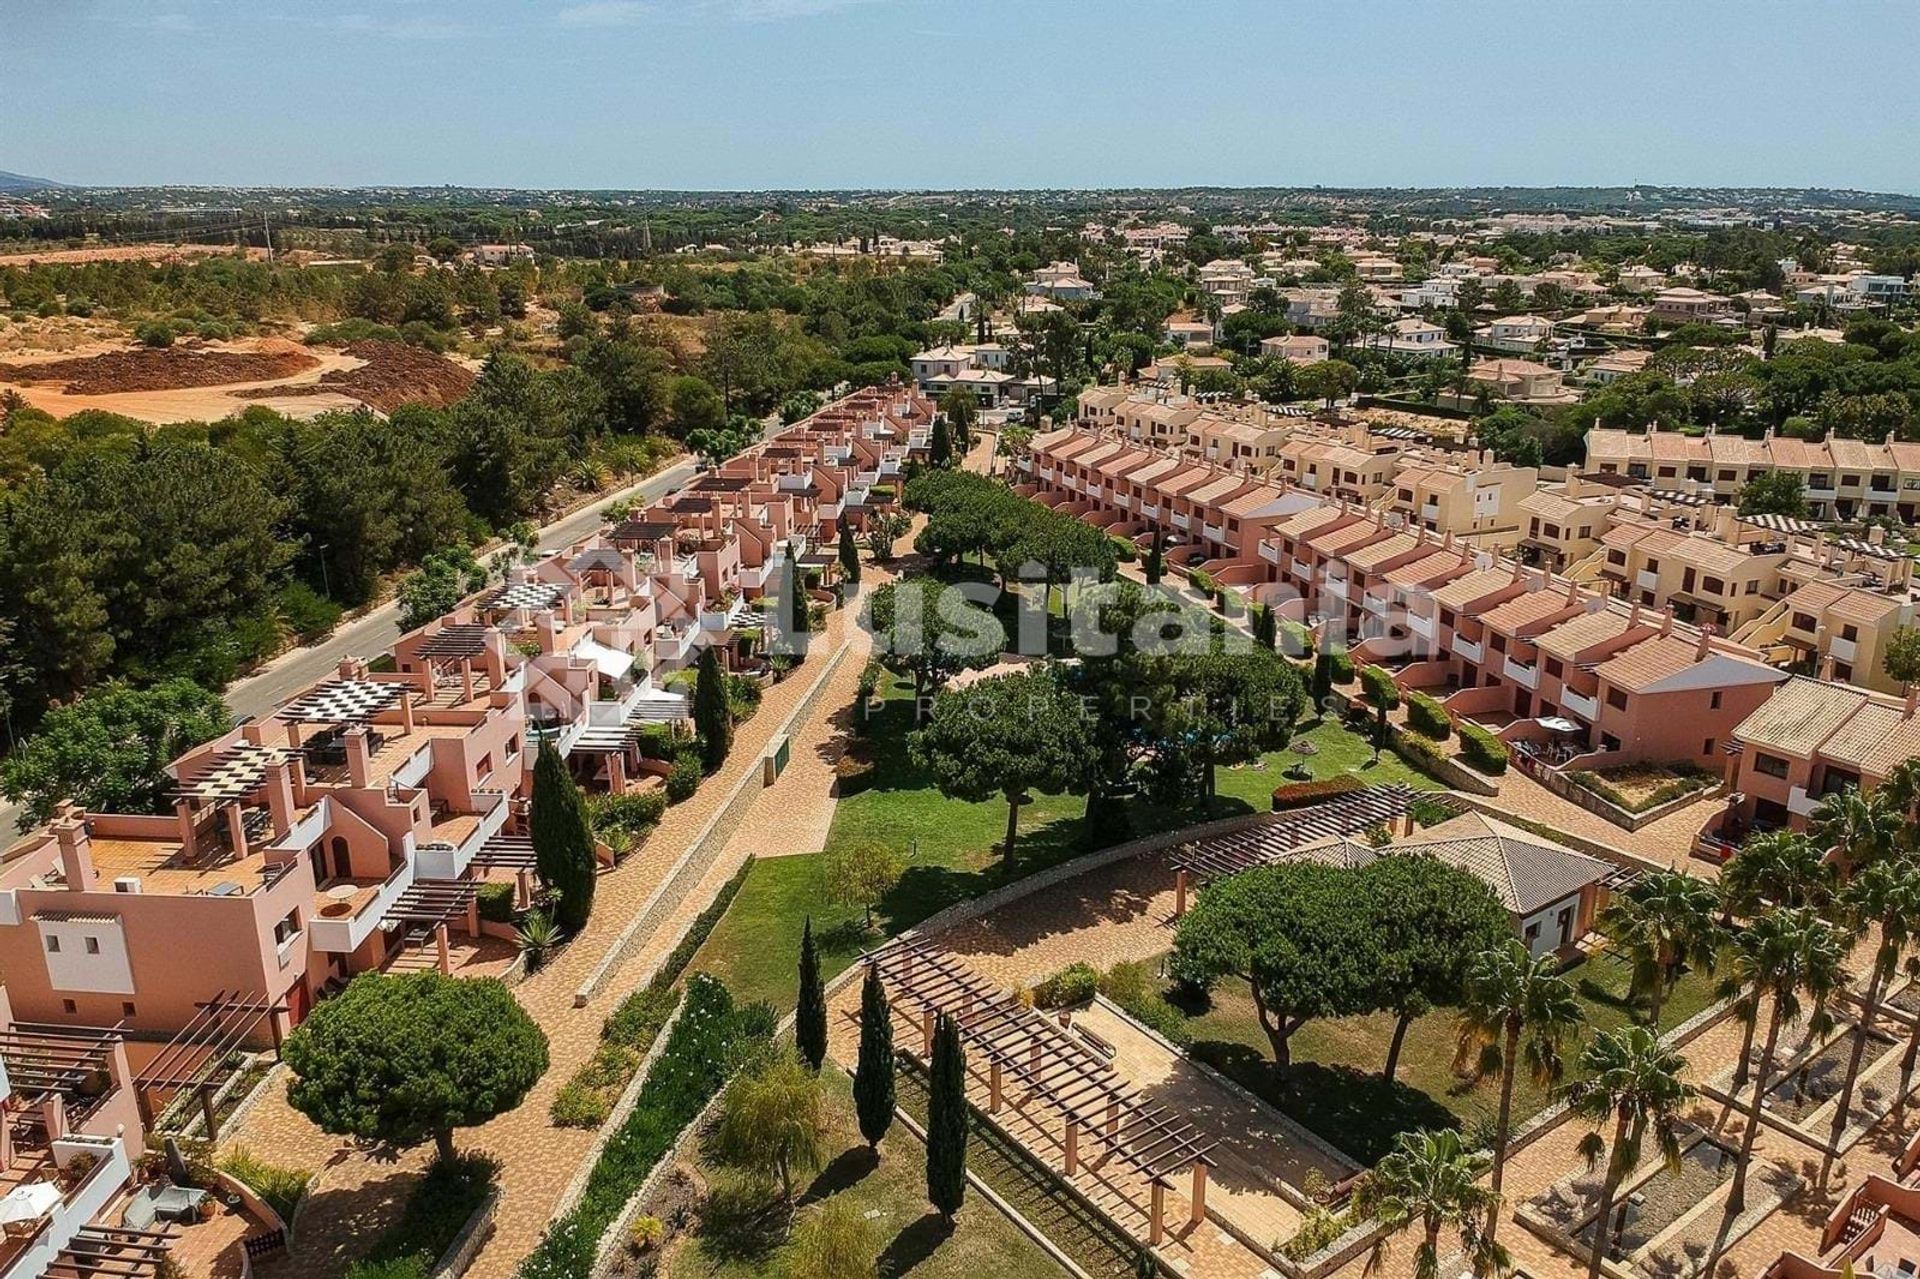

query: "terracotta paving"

left=229, top=600, right=880, bottom=1278
left=221, top=493, right=954, bottom=1279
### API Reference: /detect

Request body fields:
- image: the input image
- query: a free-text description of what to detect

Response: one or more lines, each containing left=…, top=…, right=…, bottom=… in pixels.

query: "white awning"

left=1536, top=716, right=1582, bottom=734
left=574, top=638, right=636, bottom=680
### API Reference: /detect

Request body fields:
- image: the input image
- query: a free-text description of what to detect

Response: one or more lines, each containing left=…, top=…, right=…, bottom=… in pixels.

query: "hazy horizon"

left=13, top=0, right=1920, bottom=194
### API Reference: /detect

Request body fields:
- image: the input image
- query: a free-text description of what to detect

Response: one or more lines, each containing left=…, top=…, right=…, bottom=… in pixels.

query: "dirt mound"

left=235, top=341, right=474, bottom=414
left=0, top=344, right=318, bottom=394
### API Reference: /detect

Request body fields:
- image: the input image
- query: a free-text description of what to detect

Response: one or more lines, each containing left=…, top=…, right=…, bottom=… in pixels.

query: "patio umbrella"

left=1535, top=716, right=1582, bottom=734
left=0, top=1182, right=61, bottom=1227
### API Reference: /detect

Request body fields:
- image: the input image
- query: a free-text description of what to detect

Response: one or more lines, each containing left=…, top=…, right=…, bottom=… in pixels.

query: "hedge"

left=1330, top=649, right=1355, bottom=685
left=517, top=975, right=773, bottom=1279
left=664, top=749, right=702, bottom=804
left=1358, top=664, right=1400, bottom=710
left=1032, top=963, right=1100, bottom=1009
left=1272, top=775, right=1366, bottom=811
left=477, top=881, right=519, bottom=925
left=1457, top=722, right=1510, bottom=775
left=346, top=1154, right=498, bottom=1279
left=1394, top=730, right=1451, bottom=775
left=1279, top=620, right=1315, bottom=658
left=1405, top=691, right=1452, bottom=741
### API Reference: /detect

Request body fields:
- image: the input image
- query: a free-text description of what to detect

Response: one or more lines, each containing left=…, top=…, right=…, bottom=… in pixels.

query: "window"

left=83, top=936, right=99, bottom=955
left=1545, top=657, right=1564, bottom=679
left=1606, top=688, right=1629, bottom=711
left=1658, top=466, right=1676, bottom=479
left=1703, top=737, right=1716, bottom=755
left=45, top=935, right=60, bottom=954
left=1718, top=470, right=1736, bottom=482
left=1841, top=624, right=1859, bottom=642
left=1792, top=612, right=1817, bottom=631
left=62, top=1000, right=76, bottom=1015
left=1703, top=576, right=1724, bottom=596
left=1710, top=691, right=1722, bottom=710
left=1753, top=752, right=1790, bottom=779
left=122, top=1002, right=136, bottom=1018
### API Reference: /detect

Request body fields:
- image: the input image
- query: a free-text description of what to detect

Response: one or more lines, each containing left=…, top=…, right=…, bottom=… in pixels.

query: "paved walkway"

left=229, top=594, right=880, bottom=1277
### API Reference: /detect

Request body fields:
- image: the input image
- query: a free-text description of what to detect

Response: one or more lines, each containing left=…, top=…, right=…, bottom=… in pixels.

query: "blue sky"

left=11, top=0, right=1920, bottom=192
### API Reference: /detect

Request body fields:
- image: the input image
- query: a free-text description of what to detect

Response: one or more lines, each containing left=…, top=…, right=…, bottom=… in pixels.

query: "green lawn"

left=1162, top=950, right=1722, bottom=1165
left=691, top=674, right=1438, bottom=1012
left=663, top=1066, right=1065, bottom=1279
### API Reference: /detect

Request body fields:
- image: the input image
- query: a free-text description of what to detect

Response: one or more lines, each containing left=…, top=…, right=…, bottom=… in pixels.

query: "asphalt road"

left=222, top=455, right=705, bottom=722
left=0, top=449, right=720, bottom=836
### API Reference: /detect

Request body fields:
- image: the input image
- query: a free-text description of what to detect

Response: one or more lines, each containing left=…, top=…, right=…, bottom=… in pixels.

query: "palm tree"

left=1719, top=830, right=1834, bottom=920
left=1810, top=785, right=1902, bottom=881
left=1561, top=1027, right=1694, bottom=1279
left=1823, top=856, right=1920, bottom=1184
left=1454, top=940, right=1584, bottom=1245
left=1352, top=1128, right=1506, bottom=1279
left=1725, top=907, right=1847, bottom=1215
left=716, top=1049, right=828, bottom=1201
left=1599, top=869, right=1723, bottom=1027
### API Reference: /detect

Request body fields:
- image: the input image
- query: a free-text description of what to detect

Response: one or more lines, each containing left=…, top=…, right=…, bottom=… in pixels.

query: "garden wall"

left=574, top=642, right=851, bottom=1006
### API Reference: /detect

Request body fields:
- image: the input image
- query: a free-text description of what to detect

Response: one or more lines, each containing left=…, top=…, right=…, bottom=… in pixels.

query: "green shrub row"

left=1405, top=691, right=1452, bottom=740
left=1457, top=722, right=1509, bottom=775
left=517, top=975, right=773, bottom=1279
left=1357, top=664, right=1400, bottom=710
left=549, top=856, right=753, bottom=1129
left=1271, top=774, right=1366, bottom=811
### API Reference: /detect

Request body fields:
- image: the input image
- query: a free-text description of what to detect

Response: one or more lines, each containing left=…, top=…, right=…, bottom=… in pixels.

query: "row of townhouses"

left=0, top=379, right=937, bottom=1279
left=1021, top=421, right=1917, bottom=798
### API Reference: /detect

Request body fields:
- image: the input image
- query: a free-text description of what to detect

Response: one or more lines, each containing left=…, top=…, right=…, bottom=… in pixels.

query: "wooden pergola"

left=0, top=1022, right=123, bottom=1107
left=863, top=939, right=1215, bottom=1245
left=389, top=880, right=482, bottom=973
left=1167, top=783, right=1418, bottom=913
left=45, top=1224, right=178, bottom=1279
left=471, top=834, right=539, bottom=911
left=131, top=990, right=286, bottom=1140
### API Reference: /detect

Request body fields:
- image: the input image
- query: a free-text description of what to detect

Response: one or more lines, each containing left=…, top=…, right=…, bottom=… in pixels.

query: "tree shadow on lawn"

left=800, top=1144, right=879, bottom=1204
left=1190, top=1041, right=1459, bottom=1166
left=877, top=1210, right=955, bottom=1279
left=692, top=1170, right=793, bottom=1266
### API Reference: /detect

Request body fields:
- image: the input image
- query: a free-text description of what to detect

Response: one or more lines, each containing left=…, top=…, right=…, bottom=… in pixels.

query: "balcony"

left=414, top=791, right=510, bottom=881
left=1408, top=610, right=1436, bottom=639
left=1258, top=541, right=1279, bottom=564
left=1636, top=569, right=1660, bottom=592
left=1171, top=512, right=1191, bottom=531
left=1788, top=785, right=1820, bottom=818
left=1503, top=655, right=1539, bottom=689
left=1829, top=635, right=1858, bottom=663
left=1451, top=633, right=1484, bottom=663
left=1324, top=575, right=1350, bottom=602
left=1203, top=522, right=1224, bottom=542
left=310, top=857, right=415, bottom=954
left=1141, top=503, right=1160, bottom=519
left=1562, top=688, right=1599, bottom=721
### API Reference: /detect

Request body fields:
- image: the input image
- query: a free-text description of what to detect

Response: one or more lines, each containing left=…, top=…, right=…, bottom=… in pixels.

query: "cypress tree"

left=930, top=416, right=953, bottom=468
left=1252, top=603, right=1276, bottom=650
left=694, top=645, right=731, bottom=771
left=789, top=557, right=812, bottom=637
left=1144, top=531, right=1164, bottom=586
left=838, top=520, right=861, bottom=587
left=529, top=738, right=595, bottom=932
left=1311, top=646, right=1336, bottom=719
left=926, top=1012, right=968, bottom=1223
left=853, top=966, right=895, bottom=1150
left=796, top=917, right=828, bottom=1071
